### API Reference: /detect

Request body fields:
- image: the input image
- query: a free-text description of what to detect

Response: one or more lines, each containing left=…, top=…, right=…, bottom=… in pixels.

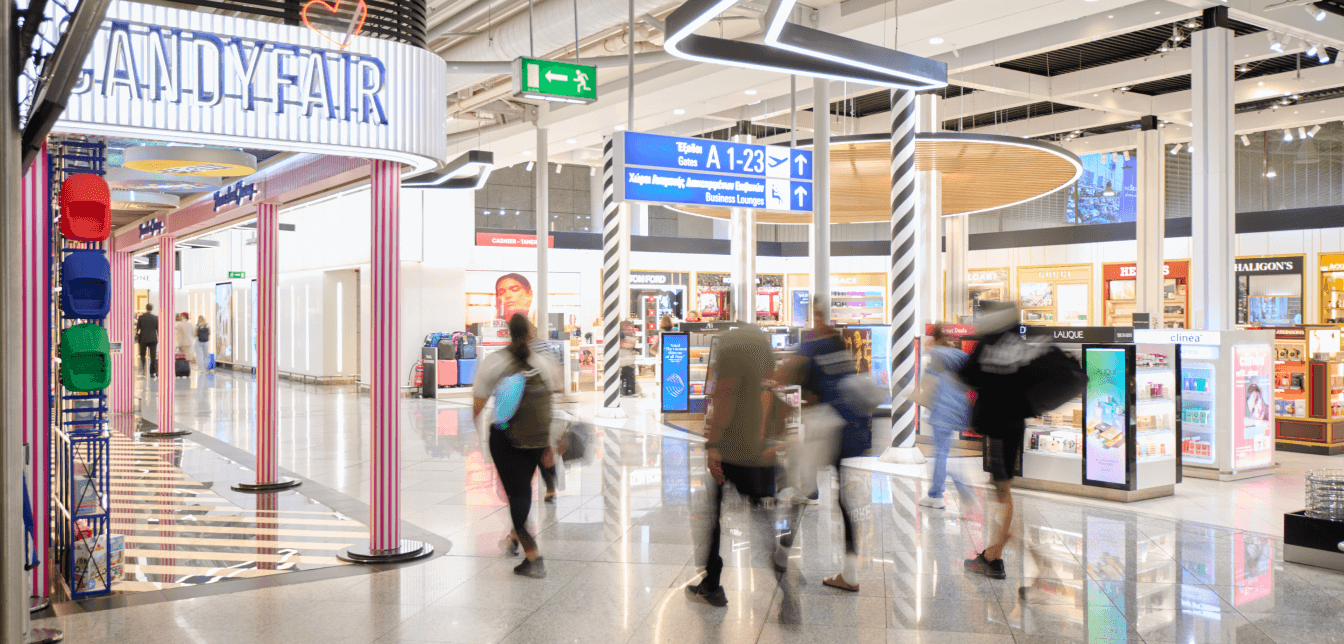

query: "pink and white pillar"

left=110, top=252, right=133, bottom=414
left=233, top=203, right=298, bottom=492
left=21, top=145, right=49, bottom=598
left=145, top=236, right=188, bottom=438
left=339, top=160, right=430, bottom=562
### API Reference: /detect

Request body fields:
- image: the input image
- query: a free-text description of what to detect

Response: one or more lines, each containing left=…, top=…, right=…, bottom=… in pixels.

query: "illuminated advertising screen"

left=1066, top=152, right=1137, bottom=224
left=660, top=333, right=690, bottom=412
left=1232, top=344, right=1274, bottom=469
left=1084, top=347, right=1129, bottom=487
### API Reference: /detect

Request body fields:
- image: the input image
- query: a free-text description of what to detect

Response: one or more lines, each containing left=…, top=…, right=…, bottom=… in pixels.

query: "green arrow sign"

left=228, top=271, right=245, bottom=279
left=511, top=57, right=597, bottom=104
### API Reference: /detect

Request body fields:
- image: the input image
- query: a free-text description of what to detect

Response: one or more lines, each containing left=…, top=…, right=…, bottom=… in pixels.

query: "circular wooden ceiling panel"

left=677, top=132, right=1080, bottom=224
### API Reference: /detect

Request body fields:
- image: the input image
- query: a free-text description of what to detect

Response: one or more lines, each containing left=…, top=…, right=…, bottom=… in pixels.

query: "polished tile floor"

left=32, top=368, right=1344, bottom=644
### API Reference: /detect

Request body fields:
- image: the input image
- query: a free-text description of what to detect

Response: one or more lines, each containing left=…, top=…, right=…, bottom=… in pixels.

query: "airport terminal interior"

left=9, top=0, right=1344, bottom=643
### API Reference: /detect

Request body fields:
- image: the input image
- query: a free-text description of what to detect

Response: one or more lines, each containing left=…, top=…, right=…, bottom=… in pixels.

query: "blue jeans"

left=928, top=424, right=957, bottom=498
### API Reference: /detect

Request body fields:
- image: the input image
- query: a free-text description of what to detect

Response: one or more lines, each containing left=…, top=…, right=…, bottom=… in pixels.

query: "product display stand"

left=1271, top=326, right=1344, bottom=455
left=1133, top=328, right=1277, bottom=481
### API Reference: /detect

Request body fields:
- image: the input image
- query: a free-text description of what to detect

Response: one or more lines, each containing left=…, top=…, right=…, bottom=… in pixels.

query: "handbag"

left=910, top=373, right=939, bottom=407
left=557, top=419, right=592, bottom=465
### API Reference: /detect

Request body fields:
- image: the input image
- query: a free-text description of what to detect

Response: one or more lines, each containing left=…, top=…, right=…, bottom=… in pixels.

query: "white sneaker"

left=918, top=496, right=946, bottom=509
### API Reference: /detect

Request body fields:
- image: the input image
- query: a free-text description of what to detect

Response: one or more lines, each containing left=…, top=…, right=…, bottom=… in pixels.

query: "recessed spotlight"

left=929, top=37, right=944, bottom=44
left=1185, top=19, right=1200, bottom=28
left=614, top=125, right=626, bottom=131
left=1265, top=167, right=1277, bottom=178
left=745, top=89, right=758, bottom=95
left=523, top=150, right=532, bottom=156
left=566, top=138, right=577, bottom=144
left=673, top=108, right=685, bottom=115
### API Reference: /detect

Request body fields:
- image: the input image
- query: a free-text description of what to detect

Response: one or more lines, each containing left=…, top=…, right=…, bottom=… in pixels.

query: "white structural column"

left=20, top=145, right=49, bottom=600
left=881, top=89, right=925, bottom=464
left=944, top=216, right=968, bottom=322
left=536, top=126, right=549, bottom=339
left=600, top=136, right=624, bottom=413
left=916, top=94, right=942, bottom=326
left=731, top=123, right=757, bottom=323
left=1190, top=8, right=1235, bottom=330
left=1136, top=117, right=1166, bottom=328
left=812, top=78, right=831, bottom=322
left=0, top=0, right=26, bottom=629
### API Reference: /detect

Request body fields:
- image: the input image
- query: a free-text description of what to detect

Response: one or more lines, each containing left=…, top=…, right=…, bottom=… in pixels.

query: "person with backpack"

left=770, top=305, right=869, bottom=591
left=957, top=302, right=1042, bottom=580
left=917, top=324, right=973, bottom=510
left=194, top=316, right=212, bottom=370
left=686, top=323, right=780, bottom=608
left=472, top=313, right=560, bottom=578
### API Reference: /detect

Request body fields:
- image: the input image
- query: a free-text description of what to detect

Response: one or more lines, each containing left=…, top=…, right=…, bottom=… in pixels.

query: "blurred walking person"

left=473, top=314, right=559, bottom=578
left=772, top=305, right=869, bottom=591
left=194, top=316, right=212, bottom=370
left=918, top=325, right=972, bottom=509
left=174, top=313, right=193, bottom=356
left=687, top=323, right=779, bottom=607
left=957, top=302, right=1040, bottom=579
left=136, top=304, right=159, bottom=377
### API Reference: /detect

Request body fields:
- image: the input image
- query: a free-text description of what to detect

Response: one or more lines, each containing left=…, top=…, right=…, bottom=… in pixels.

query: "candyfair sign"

left=55, top=1, right=446, bottom=173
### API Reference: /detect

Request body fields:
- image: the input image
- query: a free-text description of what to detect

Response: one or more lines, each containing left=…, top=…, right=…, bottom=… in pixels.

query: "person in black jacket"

left=957, top=302, right=1041, bottom=580
left=136, top=304, right=160, bottom=377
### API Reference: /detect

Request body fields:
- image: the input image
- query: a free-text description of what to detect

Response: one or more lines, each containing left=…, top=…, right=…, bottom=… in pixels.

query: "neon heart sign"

left=301, top=0, right=368, bottom=50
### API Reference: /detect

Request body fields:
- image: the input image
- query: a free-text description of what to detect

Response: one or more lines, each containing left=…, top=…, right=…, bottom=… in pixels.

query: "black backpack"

left=197, top=326, right=209, bottom=342
left=498, top=360, right=552, bottom=449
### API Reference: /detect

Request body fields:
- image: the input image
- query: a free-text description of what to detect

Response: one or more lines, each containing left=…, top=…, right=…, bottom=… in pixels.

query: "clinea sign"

left=511, top=57, right=597, bottom=104
left=56, top=0, right=447, bottom=173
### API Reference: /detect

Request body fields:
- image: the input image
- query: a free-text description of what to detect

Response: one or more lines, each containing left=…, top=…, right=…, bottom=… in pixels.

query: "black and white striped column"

left=881, top=88, right=924, bottom=464
left=600, top=136, right=624, bottom=414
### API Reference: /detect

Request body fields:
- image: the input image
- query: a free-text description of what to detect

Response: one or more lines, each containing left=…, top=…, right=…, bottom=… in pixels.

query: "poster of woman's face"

left=465, top=271, right=583, bottom=327
left=494, top=273, right=533, bottom=322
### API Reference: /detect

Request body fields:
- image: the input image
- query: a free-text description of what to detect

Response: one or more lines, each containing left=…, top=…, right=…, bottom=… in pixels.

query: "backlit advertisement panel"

left=660, top=333, right=690, bottom=412
left=1232, top=344, right=1274, bottom=470
left=1084, top=348, right=1128, bottom=487
left=1067, top=152, right=1137, bottom=224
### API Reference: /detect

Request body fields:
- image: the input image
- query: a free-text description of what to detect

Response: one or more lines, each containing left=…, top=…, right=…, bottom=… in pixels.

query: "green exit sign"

left=511, top=57, right=597, bottom=104
left=228, top=271, right=245, bottom=279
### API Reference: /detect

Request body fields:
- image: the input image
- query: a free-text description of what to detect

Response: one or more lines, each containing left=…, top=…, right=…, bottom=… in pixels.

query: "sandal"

left=822, top=574, right=860, bottom=592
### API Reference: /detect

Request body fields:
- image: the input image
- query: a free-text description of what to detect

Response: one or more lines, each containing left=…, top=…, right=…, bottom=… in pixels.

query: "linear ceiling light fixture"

left=665, top=0, right=947, bottom=89
left=401, top=150, right=495, bottom=189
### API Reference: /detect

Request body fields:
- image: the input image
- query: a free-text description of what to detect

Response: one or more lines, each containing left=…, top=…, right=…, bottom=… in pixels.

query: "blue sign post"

left=660, top=332, right=690, bottom=412
left=615, top=131, right=813, bottom=213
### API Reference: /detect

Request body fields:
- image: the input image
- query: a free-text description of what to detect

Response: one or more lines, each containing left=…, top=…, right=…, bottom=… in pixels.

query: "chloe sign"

left=56, top=0, right=447, bottom=173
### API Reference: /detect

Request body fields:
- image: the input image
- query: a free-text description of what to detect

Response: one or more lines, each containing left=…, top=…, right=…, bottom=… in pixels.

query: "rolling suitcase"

left=437, top=337, right=457, bottom=360
left=174, top=353, right=190, bottom=378
left=437, top=359, right=458, bottom=387
left=458, top=358, right=478, bottom=385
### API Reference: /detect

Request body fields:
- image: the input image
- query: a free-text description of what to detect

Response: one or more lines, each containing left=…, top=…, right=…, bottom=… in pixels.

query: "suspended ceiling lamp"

left=122, top=146, right=257, bottom=177
left=110, top=190, right=181, bottom=212
left=1102, top=181, right=1116, bottom=197
left=1265, top=166, right=1278, bottom=178
left=106, top=167, right=222, bottom=193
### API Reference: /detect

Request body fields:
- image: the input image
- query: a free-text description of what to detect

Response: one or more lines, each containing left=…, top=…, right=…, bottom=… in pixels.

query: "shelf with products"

left=1273, top=326, right=1344, bottom=454
left=1026, top=400, right=1084, bottom=459
left=1180, top=359, right=1216, bottom=465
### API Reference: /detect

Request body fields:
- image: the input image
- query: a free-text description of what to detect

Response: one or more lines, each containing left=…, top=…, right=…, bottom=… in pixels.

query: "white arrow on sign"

left=794, top=185, right=808, bottom=207
left=545, top=70, right=569, bottom=83
left=794, top=155, right=808, bottom=173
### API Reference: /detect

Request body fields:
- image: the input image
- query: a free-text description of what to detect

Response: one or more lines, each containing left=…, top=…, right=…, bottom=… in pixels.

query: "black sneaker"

left=513, top=556, right=546, bottom=578
left=965, top=552, right=1007, bottom=579
left=685, top=582, right=728, bottom=607
left=500, top=536, right=519, bottom=557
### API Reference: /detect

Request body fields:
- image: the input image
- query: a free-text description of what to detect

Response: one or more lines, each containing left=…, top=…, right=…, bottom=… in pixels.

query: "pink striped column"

left=233, top=203, right=298, bottom=492
left=21, top=144, right=49, bottom=598
left=144, top=236, right=188, bottom=438
left=109, top=252, right=133, bottom=414
left=338, top=160, right=430, bottom=563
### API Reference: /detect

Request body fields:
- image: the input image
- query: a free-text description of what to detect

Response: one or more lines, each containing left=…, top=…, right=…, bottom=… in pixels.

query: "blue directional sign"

left=615, top=131, right=813, bottom=213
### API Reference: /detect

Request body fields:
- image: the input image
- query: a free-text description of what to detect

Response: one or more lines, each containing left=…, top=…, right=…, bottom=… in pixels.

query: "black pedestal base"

left=140, top=430, right=191, bottom=439
left=231, top=478, right=302, bottom=493
left=27, top=627, right=62, bottom=644
left=337, top=539, right=434, bottom=564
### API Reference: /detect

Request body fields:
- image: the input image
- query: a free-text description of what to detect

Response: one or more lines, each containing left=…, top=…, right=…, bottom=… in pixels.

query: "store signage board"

left=1235, top=257, right=1303, bottom=275
left=55, top=1, right=446, bottom=174
left=614, top=131, right=813, bottom=213
left=511, top=57, right=596, bottom=104
left=213, top=182, right=257, bottom=212
left=1133, top=329, right=1220, bottom=346
left=660, top=333, right=690, bottom=412
left=475, top=233, right=554, bottom=248
left=1019, top=326, right=1133, bottom=344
